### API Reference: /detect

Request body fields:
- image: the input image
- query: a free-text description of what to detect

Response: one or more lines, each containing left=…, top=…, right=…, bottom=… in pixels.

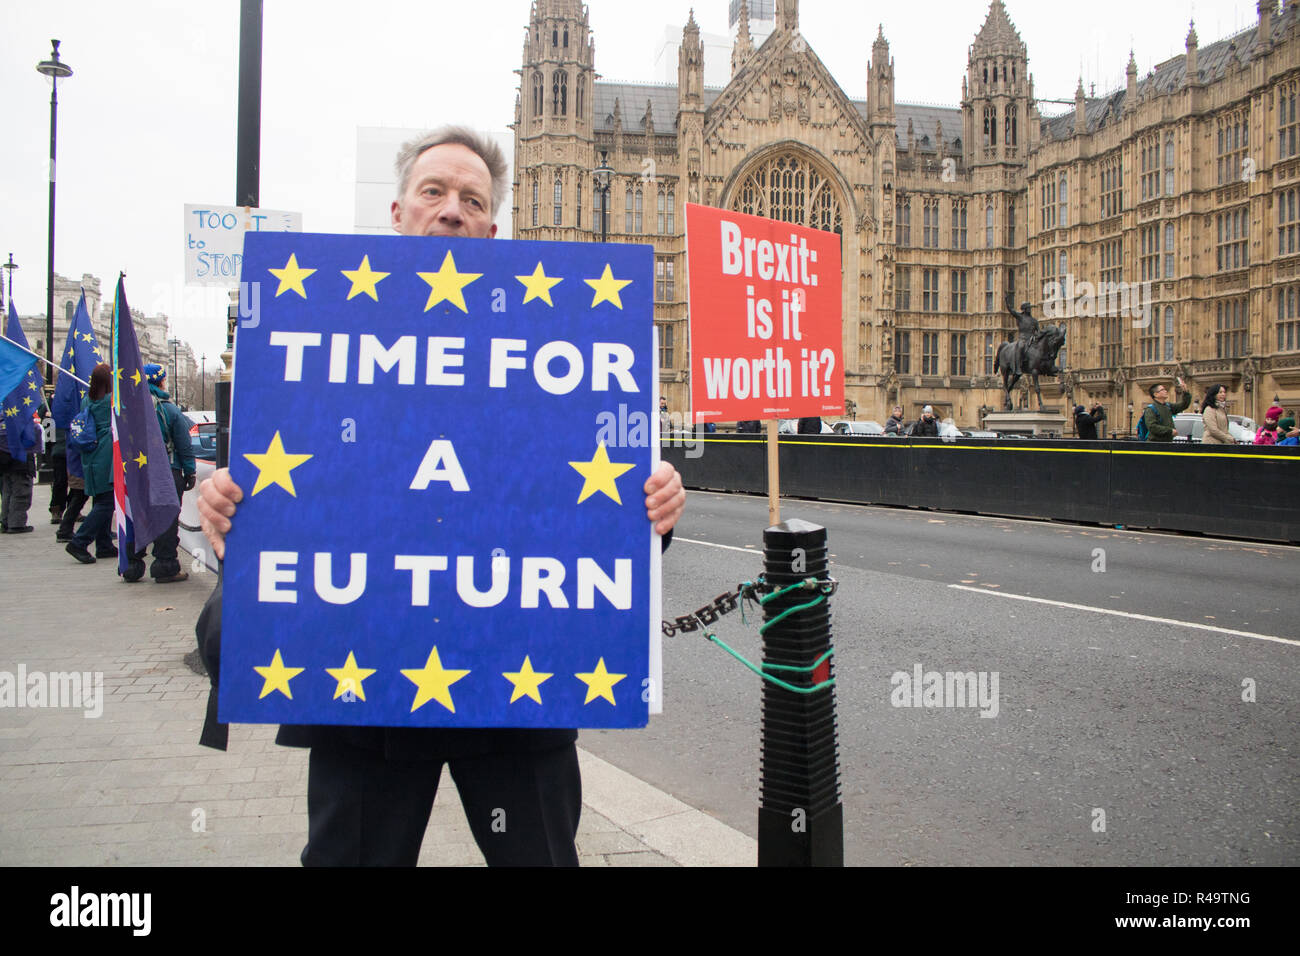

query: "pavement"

left=0, top=482, right=756, bottom=867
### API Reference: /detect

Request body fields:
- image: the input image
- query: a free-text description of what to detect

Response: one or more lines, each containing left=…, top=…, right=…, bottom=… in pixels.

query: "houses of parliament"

left=511, top=0, right=1300, bottom=429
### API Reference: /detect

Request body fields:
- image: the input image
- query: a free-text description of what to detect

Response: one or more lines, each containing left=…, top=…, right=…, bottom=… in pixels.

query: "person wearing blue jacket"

left=65, top=364, right=117, bottom=562
left=122, top=364, right=196, bottom=583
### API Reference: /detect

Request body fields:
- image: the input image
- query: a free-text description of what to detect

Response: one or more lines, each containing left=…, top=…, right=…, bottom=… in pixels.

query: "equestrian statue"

left=996, top=294, right=1067, bottom=410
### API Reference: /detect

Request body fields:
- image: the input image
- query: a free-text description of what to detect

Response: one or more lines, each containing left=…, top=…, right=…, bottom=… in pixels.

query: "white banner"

left=184, top=204, right=302, bottom=287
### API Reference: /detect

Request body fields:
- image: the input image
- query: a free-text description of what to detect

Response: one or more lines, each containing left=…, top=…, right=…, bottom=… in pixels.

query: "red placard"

left=686, top=203, right=842, bottom=422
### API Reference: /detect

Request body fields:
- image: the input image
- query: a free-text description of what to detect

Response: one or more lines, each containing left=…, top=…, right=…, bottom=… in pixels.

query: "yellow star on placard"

left=341, top=255, right=389, bottom=302
left=326, top=651, right=377, bottom=701
left=417, top=251, right=482, bottom=313
left=515, top=261, right=563, bottom=306
left=130, top=369, right=141, bottom=387
left=134, top=451, right=147, bottom=467
left=584, top=263, right=633, bottom=309
left=503, top=656, right=553, bottom=705
left=243, top=430, right=314, bottom=496
left=401, top=646, right=470, bottom=713
left=254, top=649, right=304, bottom=700
left=575, top=658, right=626, bottom=705
left=268, top=253, right=316, bottom=298
left=568, top=441, right=636, bottom=505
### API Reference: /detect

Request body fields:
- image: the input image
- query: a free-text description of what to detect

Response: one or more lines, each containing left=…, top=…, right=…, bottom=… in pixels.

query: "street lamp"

left=36, top=40, right=72, bottom=382
left=1, top=254, right=16, bottom=313
left=168, top=337, right=181, bottom=406
left=200, top=353, right=206, bottom=410
left=592, top=151, right=612, bottom=243
left=1127, top=402, right=1134, bottom=436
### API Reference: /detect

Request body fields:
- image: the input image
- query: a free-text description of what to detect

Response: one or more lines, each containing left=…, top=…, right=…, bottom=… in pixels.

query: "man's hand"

left=197, top=467, right=244, bottom=561
left=644, top=461, right=686, bottom=536
left=1176, top=376, right=1185, bottom=390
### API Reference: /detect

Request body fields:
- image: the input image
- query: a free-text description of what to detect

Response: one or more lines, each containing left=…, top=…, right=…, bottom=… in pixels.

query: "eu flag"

left=53, top=290, right=100, bottom=428
left=2, top=301, right=44, bottom=462
left=110, top=276, right=178, bottom=564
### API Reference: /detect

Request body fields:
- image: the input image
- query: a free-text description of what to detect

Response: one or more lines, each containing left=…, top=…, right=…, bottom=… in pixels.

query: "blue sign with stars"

left=221, top=232, right=658, bottom=728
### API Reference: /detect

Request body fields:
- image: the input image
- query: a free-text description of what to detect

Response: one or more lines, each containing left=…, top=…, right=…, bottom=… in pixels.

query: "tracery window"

left=731, top=154, right=843, bottom=234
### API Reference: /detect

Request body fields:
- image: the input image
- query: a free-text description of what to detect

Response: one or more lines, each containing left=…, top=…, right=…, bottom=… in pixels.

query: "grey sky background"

left=0, top=0, right=1260, bottom=364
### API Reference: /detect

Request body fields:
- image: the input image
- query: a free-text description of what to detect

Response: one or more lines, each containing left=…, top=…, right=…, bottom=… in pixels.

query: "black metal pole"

left=235, top=0, right=262, bottom=209
left=219, top=0, right=262, bottom=470
left=44, top=69, right=61, bottom=374
left=757, top=518, right=843, bottom=866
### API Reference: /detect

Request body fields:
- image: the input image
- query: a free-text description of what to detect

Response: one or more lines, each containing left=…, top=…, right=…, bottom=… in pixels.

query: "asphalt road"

left=581, top=492, right=1299, bottom=865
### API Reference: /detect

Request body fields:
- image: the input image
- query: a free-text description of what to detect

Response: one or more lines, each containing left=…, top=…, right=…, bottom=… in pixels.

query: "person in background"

left=1200, top=385, right=1233, bottom=445
left=884, top=405, right=905, bottom=435
left=65, top=363, right=117, bottom=563
left=796, top=416, right=823, bottom=434
left=1074, top=403, right=1106, bottom=440
left=910, top=405, right=940, bottom=437
left=1254, top=405, right=1285, bottom=445
left=1139, top=377, right=1190, bottom=442
left=46, top=409, right=68, bottom=525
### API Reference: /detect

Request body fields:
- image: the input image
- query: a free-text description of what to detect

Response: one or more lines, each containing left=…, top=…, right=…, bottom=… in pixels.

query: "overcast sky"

left=0, top=0, right=1261, bottom=364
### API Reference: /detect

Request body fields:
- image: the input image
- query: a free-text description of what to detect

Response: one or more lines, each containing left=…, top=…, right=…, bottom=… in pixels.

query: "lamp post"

left=593, top=151, right=612, bottom=243
left=168, top=337, right=181, bottom=406
left=1, top=254, right=16, bottom=313
left=1127, top=402, right=1134, bottom=436
left=200, top=353, right=206, bottom=410
left=36, top=40, right=72, bottom=381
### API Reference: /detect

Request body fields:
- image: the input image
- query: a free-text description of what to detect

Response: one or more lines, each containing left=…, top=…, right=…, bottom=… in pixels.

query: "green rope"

left=704, top=632, right=836, bottom=694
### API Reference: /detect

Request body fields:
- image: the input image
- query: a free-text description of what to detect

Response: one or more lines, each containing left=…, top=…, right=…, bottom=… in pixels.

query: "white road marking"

left=949, top=584, right=1300, bottom=648
left=676, top=536, right=762, bottom=556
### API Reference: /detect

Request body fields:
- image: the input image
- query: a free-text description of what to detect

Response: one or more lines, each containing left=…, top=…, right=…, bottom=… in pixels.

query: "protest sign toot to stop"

left=686, top=203, right=843, bottom=422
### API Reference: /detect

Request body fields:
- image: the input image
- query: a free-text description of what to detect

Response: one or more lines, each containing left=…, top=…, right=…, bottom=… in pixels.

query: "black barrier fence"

left=661, top=435, right=1300, bottom=543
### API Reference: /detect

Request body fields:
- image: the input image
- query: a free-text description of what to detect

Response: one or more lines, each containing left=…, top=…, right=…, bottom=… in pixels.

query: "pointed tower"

left=962, top=1, right=1033, bottom=168
left=1185, top=21, right=1199, bottom=86
left=1125, top=50, right=1138, bottom=113
left=867, top=25, right=895, bottom=127
left=678, top=10, right=706, bottom=206
left=731, top=0, right=753, bottom=77
left=1074, top=76, right=1086, bottom=135
left=514, top=0, right=596, bottom=240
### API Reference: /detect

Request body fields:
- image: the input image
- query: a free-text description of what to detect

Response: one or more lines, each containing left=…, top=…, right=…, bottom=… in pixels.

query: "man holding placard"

left=197, top=127, right=685, bottom=866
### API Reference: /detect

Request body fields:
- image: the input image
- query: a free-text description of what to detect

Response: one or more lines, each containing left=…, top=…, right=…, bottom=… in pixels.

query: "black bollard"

left=757, top=518, right=843, bottom=866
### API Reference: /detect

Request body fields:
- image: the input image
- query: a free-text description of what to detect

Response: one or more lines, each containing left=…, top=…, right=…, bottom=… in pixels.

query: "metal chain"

left=661, top=576, right=837, bottom=637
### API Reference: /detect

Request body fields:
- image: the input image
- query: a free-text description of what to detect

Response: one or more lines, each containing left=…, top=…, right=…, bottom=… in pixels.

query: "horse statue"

left=996, top=323, right=1066, bottom=410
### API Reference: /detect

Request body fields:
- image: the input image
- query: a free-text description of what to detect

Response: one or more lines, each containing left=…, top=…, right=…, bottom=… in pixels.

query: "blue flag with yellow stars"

left=2, top=301, right=44, bottom=462
left=221, top=232, right=658, bottom=729
left=53, top=290, right=101, bottom=428
left=110, top=276, right=179, bottom=556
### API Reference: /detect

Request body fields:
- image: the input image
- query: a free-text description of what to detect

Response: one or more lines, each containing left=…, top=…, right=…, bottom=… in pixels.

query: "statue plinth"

left=983, top=409, right=1067, bottom=438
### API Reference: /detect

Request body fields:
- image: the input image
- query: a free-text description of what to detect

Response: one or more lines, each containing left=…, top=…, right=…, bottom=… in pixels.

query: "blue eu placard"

left=220, top=232, right=657, bottom=728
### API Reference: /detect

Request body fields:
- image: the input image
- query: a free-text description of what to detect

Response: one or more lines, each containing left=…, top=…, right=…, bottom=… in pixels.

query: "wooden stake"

left=767, top=418, right=780, bottom=527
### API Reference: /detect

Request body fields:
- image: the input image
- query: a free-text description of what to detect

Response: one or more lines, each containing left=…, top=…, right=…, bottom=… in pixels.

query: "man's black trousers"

left=301, top=738, right=582, bottom=866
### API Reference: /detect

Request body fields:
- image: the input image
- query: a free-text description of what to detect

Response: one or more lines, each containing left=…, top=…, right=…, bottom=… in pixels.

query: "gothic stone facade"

left=512, top=0, right=1300, bottom=429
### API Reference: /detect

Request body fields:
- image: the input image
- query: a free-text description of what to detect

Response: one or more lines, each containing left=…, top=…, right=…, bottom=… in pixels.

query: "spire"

left=1258, top=0, right=1275, bottom=47
left=1185, top=18, right=1198, bottom=46
left=873, top=23, right=889, bottom=60
left=776, top=0, right=798, bottom=33
left=1075, top=77, right=1086, bottom=135
left=1185, top=21, right=1199, bottom=85
left=732, top=0, right=753, bottom=77
left=1125, top=50, right=1138, bottom=111
left=973, top=0, right=1025, bottom=54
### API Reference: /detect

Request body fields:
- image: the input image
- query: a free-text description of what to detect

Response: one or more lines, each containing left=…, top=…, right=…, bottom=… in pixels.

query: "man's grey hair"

left=394, top=126, right=509, bottom=217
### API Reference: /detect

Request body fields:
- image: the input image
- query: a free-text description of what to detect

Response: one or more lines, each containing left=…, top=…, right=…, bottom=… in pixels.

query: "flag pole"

left=0, top=331, right=88, bottom=387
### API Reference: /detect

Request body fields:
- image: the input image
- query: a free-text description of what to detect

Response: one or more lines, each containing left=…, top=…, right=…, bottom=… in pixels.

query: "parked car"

left=189, top=421, right=218, bottom=461
left=778, top=418, right=834, bottom=434
left=1173, top=412, right=1254, bottom=444
left=832, top=420, right=885, bottom=435
left=962, top=429, right=999, bottom=439
left=184, top=409, right=216, bottom=426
